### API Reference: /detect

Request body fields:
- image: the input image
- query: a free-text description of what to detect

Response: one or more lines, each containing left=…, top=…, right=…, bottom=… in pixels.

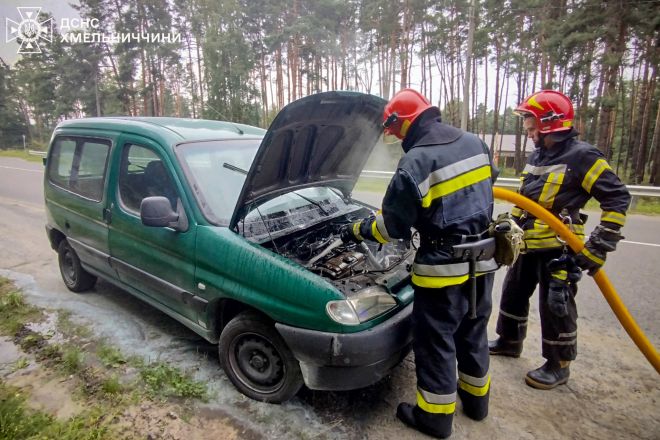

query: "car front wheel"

left=219, top=312, right=303, bottom=403
left=57, top=239, right=97, bottom=292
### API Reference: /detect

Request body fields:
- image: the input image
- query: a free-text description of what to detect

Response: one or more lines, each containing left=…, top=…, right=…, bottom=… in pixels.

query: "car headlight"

left=326, top=286, right=397, bottom=325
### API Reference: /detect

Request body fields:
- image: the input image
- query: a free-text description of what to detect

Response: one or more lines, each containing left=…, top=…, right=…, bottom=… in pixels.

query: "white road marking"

left=620, top=240, right=660, bottom=248
left=0, top=165, right=42, bottom=173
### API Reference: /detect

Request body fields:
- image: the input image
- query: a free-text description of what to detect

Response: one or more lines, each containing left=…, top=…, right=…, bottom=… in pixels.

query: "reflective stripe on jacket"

left=358, top=107, right=498, bottom=288
left=513, top=133, right=630, bottom=250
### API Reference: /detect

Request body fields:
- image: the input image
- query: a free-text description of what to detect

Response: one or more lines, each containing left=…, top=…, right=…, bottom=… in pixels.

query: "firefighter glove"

left=546, top=255, right=579, bottom=317
left=340, top=221, right=363, bottom=244
left=547, top=280, right=569, bottom=317
left=574, top=224, right=623, bottom=276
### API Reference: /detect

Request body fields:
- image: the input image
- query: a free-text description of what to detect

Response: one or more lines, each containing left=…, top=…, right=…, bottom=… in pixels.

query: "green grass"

left=140, top=363, right=207, bottom=399
left=11, top=358, right=29, bottom=372
left=0, top=381, right=111, bottom=440
left=61, top=346, right=85, bottom=374
left=0, top=148, right=45, bottom=163
left=96, top=344, right=127, bottom=368
left=629, top=196, right=660, bottom=215
left=0, top=280, right=42, bottom=335
left=354, top=177, right=389, bottom=193
left=0, top=276, right=213, bottom=437
left=100, top=375, right=123, bottom=396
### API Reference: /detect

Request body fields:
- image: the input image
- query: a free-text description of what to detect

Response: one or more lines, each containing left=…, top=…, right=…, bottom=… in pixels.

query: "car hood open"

left=230, top=91, right=386, bottom=229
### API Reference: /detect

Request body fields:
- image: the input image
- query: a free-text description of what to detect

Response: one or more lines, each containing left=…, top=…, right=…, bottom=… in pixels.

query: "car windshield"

left=241, top=187, right=359, bottom=242
left=177, top=139, right=261, bottom=224
left=177, top=140, right=360, bottom=231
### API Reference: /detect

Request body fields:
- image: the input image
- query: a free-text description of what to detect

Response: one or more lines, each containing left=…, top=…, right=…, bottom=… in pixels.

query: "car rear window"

left=47, top=136, right=111, bottom=201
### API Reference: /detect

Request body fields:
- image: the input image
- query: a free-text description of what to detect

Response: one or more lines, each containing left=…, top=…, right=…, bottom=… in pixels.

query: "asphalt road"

left=1, top=156, right=659, bottom=439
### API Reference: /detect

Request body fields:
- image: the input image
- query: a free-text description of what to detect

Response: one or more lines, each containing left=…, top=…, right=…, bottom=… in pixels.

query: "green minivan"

left=44, top=91, right=415, bottom=403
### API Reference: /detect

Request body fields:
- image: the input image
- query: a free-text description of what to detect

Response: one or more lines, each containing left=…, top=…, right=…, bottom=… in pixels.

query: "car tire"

left=57, top=239, right=97, bottom=292
left=219, top=312, right=303, bottom=403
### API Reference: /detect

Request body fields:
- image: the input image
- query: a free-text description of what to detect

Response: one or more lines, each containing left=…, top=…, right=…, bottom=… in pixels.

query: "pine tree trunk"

left=275, top=46, right=284, bottom=108
left=649, top=101, right=660, bottom=185
left=195, top=38, right=204, bottom=110
left=490, top=43, right=501, bottom=156
left=633, top=73, right=656, bottom=183
left=482, top=56, right=488, bottom=138
left=596, top=8, right=628, bottom=155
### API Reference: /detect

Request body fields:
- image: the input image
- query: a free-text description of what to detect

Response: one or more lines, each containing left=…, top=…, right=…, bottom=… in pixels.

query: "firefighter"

left=342, top=89, right=498, bottom=438
left=489, top=90, right=631, bottom=389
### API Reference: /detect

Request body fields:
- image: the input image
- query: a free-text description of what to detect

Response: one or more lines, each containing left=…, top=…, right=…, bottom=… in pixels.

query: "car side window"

left=118, top=144, right=178, bottom=213
left=47, top=137, right=110, bottom=201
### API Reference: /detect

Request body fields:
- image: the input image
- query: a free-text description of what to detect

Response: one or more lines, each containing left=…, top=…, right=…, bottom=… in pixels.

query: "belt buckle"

left=556, top=210, right=573, bottom=245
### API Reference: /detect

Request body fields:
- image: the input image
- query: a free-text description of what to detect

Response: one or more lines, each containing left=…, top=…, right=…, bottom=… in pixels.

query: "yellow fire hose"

left=493, top=187, right=660, bottom=374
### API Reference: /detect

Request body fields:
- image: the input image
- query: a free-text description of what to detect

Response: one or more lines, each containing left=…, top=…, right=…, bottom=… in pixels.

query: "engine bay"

left=260, top=213, right=414, bottom=295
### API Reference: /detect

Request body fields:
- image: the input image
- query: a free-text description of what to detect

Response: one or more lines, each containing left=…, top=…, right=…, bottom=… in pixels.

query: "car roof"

left=55, top=117, right=266, bottom=147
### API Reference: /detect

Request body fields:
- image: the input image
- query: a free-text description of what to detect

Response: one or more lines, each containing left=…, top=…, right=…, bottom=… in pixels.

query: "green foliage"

left=62, top=346, right=86, bottom=374
left=96, top=344, right=127, bottom=368
left=0, top=60, right=27, bottom=149
left=633, top=199, right=660, bottom=215
left=0, top=383, right=53, bottom=439
left=11, top=358, right=30, bottom=372
left=0, top=381, right=110, bottom=440
left=0, top=282, right=41, bottom=335
left=100, top=375, right=123, bottom=395
left=1, top=0, right=658, bottom=186
left=139, top=363, right=207, bottom=399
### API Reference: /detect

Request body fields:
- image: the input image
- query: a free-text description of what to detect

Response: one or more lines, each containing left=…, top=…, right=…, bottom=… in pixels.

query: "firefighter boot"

left=525, top=360, right=570, bottom=390
left=396, top=403, right=453, bottom=439
left=488, top=337, right=522, bottom=357
left=457, top=388, right=489, bottom=421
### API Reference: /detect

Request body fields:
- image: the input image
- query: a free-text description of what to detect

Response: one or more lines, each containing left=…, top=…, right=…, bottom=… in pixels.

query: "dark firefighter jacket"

left=511, top=130, right=631, bottom=250
left=356, top=107, right=499, bottom=288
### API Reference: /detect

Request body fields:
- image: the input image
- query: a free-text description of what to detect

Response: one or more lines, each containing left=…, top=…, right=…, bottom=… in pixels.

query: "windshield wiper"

left=293, top=191, right=330, bottom=216
left=223, top=162, right=248, bottom=175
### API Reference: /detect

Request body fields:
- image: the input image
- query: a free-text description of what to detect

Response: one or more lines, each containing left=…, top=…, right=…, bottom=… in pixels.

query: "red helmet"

left=514, top=90, right=574, bottom=134
left=382, top=89, right=432, bottom=140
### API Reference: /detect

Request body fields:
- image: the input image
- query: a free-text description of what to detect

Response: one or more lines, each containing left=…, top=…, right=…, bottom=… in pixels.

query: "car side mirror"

left=140, top=196, right=187, bottom=231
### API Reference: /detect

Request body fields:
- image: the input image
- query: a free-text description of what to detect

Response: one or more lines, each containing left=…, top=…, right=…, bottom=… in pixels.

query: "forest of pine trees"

left=1, top=0, right=659, bottom=184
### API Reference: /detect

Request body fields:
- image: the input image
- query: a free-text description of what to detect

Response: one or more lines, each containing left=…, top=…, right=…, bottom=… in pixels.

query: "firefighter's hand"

left=573, top=244, right=606, bottom=276
left=340, top=222, right=363, bottom=244
left=574, top=225, right=623, bottom=276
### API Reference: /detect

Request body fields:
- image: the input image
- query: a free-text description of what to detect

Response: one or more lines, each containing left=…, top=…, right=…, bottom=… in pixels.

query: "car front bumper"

left=275, top=303, right=413, bottom=391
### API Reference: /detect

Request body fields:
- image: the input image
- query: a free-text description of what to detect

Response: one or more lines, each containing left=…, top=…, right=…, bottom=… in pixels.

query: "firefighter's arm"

left=573, top=150, right=631, bottom=275
left=343, top=169, right=420, bottom=244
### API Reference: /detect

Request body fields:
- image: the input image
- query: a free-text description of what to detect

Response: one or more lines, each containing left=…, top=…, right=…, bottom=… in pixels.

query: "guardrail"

left=28, top=150, right=47, bottom=157
left=361, top=170, right=660, bottom=199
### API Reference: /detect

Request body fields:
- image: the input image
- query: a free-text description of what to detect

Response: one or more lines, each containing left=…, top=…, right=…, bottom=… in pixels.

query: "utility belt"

left=421, top=230, right=496, bottom=319
left=420, top=230, right=492, bottom=250
left=519, top=208, right=587, bottom=226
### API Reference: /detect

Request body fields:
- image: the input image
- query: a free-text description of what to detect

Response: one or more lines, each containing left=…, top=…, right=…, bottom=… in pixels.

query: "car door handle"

left=103, top=208, right=112, bottom=224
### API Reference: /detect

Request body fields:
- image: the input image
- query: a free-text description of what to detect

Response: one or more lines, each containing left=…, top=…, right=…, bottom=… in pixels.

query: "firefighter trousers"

left=496, top=249, right=578, bottom=361
left=413, top=272, right=494, bottom=425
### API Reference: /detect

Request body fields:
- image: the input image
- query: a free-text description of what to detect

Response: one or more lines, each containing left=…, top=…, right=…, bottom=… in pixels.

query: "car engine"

left=266, top=219, right=414, bottom=294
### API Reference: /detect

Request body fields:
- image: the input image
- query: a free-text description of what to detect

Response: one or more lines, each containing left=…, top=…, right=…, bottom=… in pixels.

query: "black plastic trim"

left=275, top=303, right=413, bottom=390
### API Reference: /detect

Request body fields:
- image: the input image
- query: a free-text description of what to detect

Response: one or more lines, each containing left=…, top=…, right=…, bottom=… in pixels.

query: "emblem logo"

left=6, top=7, right=53, bottom=54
